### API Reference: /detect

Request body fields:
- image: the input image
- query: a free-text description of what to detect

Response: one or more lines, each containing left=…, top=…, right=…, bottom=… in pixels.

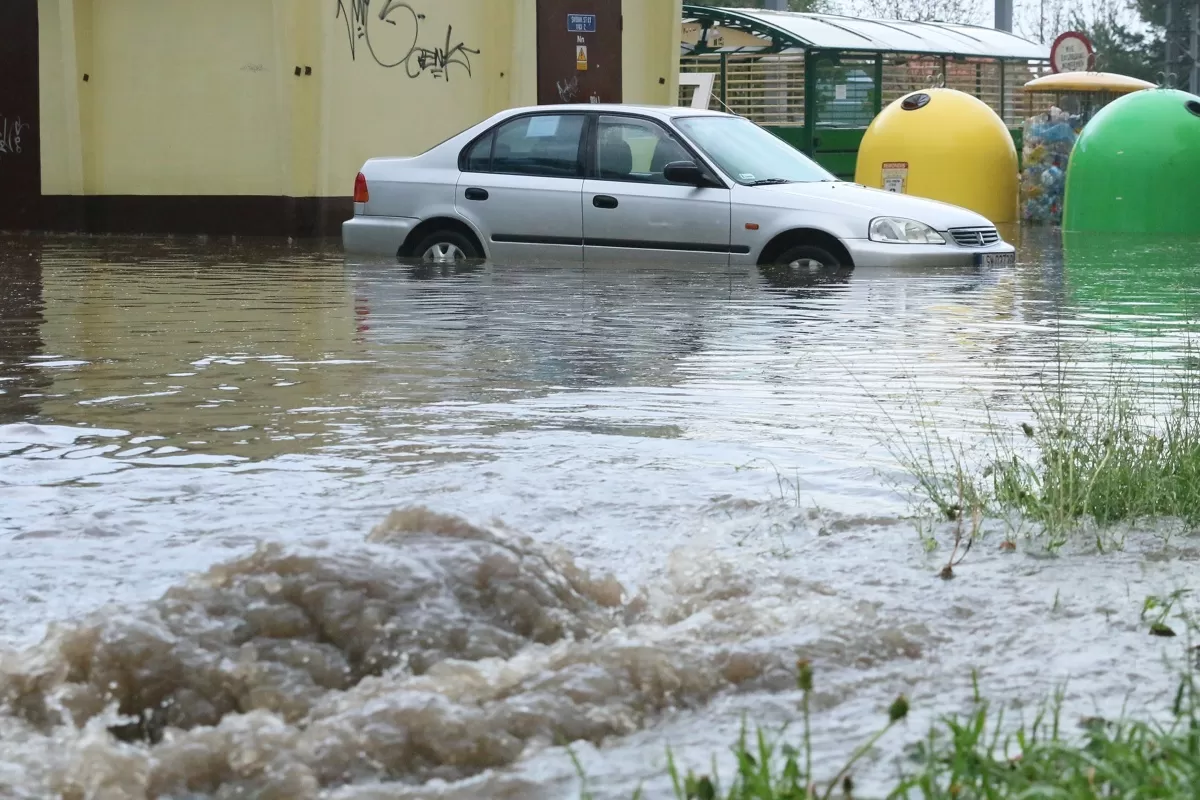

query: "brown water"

left=1, top=231, right=1199, bottom=798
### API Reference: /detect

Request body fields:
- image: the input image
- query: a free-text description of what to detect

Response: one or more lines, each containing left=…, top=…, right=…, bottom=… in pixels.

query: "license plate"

left=975, top=251, right=1015, bottom=268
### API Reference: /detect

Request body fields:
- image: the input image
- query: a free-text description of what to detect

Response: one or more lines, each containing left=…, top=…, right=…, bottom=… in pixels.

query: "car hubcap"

left=423, top=243, right=465, bottom=263
left=787, top=257, right=828, bottom=271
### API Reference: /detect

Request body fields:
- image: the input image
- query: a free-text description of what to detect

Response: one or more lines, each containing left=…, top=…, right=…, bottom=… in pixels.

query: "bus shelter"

left=680, top=4, right=1051, bottom=179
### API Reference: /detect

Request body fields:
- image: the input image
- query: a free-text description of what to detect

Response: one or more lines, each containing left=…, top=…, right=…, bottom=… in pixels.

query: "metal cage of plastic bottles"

left=1019, top=72, right=1156, bottom=224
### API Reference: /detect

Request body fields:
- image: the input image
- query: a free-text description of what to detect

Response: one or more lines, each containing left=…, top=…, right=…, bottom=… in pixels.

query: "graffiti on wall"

left=336, top=0, right=480, bottom=81
left=556, top=76, right=580, bottom=103
left=0, top=116, right=28, bottom=158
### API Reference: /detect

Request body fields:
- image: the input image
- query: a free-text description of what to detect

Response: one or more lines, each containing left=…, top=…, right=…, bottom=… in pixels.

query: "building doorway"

left=0, top=0, right=41, bottom=231
left=536, top=0, right=623, bottom=105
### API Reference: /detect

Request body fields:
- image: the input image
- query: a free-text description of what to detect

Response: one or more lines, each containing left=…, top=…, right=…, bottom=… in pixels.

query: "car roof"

left=493, top=103, right=734, bottom=121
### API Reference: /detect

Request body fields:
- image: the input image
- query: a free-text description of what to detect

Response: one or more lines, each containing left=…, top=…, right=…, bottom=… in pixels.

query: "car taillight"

left=353, top=172, right=369, bottom=203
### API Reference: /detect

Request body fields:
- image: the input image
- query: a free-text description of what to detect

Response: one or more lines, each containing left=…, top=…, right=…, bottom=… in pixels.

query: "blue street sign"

left=568, top=14, right=597, bottom=33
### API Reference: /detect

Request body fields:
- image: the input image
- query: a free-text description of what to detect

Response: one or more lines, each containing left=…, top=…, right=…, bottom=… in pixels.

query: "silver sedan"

left=342, top=104, right=1016, bottom=270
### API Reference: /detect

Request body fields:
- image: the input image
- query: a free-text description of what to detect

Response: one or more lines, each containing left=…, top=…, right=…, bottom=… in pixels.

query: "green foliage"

left=619, top=665, right=1200, bottom=800
left=1072, top=5, right=1164, bottom=84
left=988, top=372, right=1200, bottom=546
left=873, top=359, right=1200, bottom=550
left=663, top=663, right=909, bottom=800
left=895, top=676, right=1200, bottom=799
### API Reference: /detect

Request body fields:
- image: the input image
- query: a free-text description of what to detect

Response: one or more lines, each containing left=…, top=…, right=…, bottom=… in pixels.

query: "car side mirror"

left=663, top=160, right=708, bottom=186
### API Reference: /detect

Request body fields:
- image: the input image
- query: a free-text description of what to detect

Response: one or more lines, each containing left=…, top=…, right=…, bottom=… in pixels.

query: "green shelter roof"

left=683, top=4, right=1050, bottom=60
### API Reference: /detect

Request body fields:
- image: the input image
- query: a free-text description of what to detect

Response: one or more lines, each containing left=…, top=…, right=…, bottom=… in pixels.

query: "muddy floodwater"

left=2, top=230, right=1200, bottom=798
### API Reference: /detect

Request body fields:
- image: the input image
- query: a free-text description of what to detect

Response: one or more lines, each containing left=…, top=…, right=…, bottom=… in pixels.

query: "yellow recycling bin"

left=854, top=88, right=1019, bottom=224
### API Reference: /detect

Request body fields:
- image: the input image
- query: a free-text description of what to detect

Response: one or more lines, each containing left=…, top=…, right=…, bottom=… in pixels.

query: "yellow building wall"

left=36, top=0, right=683, bottom=203
left=37, top=0, right=83, bottom=195
left=315, top=0, right=513, bottom=197
left=89, top=0, right=284, bottom=195
left=624, top=0, right=683, bottom=106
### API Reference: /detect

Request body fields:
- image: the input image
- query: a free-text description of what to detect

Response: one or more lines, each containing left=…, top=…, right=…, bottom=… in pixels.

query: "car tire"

left=773, top=244, right=841, bottom=269
left=410, top=230, right=480, bottom=264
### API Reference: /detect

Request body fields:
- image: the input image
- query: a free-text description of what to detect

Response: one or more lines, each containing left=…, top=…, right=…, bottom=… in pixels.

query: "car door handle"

left=464, top=187, right=489, bottom=201
left=592, top=195, right=618, bottom=209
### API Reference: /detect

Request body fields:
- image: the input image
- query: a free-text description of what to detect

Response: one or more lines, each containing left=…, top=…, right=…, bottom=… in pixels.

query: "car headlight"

left=868, top=217, right=946, bottom=244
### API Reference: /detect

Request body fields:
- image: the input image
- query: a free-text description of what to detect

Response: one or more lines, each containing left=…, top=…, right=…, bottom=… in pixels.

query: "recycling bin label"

left=881, top=162, right=908, bottom=193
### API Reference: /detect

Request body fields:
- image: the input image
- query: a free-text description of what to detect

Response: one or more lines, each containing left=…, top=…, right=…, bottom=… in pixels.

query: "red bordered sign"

left=1050, top=31, right=1094, bottom=73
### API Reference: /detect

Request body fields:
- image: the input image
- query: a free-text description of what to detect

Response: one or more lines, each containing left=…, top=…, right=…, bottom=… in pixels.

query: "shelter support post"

left=719, top=52, right=727, bottom=107
left=873, top=54, right=883, bottom=115
left=803, top=49, right=817, bottom=154
left=1000, top=60, right=1007, bottom=123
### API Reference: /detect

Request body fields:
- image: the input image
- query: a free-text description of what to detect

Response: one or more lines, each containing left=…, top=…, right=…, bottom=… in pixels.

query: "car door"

left=582, top=114, right=732, bottom=266
left=456, top=112, right=587, bottom=264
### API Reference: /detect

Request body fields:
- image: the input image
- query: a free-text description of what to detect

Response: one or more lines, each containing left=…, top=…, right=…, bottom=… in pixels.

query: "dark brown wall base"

left=36, top=195, right=354, bottom=238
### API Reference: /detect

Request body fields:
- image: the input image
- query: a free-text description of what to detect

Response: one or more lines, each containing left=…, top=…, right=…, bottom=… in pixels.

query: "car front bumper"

left=843, top=238, right=1016, bottom=268
left=342, top=215, right=419, bottom=257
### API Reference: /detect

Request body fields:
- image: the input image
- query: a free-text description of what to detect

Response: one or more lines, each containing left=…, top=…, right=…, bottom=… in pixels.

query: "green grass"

left=648, top=667, right=1200, bottom=800
left=988, top=375, right=1200, bottom=541
left=866, top=360, right=1200, bottom=551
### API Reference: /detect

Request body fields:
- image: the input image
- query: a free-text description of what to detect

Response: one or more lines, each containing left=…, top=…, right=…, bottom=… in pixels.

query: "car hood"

left=747, top=181, right=995, bottom=231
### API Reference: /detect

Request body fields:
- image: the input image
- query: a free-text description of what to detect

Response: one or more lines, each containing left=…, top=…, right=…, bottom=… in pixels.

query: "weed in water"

left=938, top=489, right=979, bottom=580
left=659, top=659, right=908, bottom=799
left=865, top=354, right=1200, bottom=549
left=895, top=673, right=1200, bottom=799
left=988, top=366, right=1200, bottom=545
left=863, top=377, right=991, bottom=528
left=1142, top=589, right=1192, bottom=638
left=638, top=666, right=1200, bottom=800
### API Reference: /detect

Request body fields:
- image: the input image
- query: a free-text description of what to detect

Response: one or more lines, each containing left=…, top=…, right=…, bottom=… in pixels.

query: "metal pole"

left=720, top=52, right=728, bottom=107
left=995, top=0, right=1013, bottom=32
left=803, top=50, right=817, bottom=155
left=1167, top=0, right=1183, bottom=85
left=1191, top=2, right=1199, bottom=94
left=873, top=54, right=883, bottom=116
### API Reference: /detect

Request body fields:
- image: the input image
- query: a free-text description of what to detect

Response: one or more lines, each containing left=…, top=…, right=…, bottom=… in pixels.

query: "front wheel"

left=773, top=244, right=841, bottom=270
left=761, top=244, right=852, bottom=290
left=411, top=230, right=480, bottom=264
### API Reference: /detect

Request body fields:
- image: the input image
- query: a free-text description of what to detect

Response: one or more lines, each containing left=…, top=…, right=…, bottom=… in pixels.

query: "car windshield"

left=673, top=116, right=837, bottom=185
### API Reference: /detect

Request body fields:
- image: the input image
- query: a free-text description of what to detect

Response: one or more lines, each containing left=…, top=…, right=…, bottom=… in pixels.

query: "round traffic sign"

left=1050, top=31, right=1094, bottom=73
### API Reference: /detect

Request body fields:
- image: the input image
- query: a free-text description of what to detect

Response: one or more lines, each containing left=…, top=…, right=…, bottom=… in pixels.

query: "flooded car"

left=342, top=104, right=1016, bottom=270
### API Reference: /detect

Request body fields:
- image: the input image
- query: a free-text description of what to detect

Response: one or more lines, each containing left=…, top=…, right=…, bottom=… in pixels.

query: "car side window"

left=596, top=116, right=691, bottom=184
left=487, top=114, right=586, bottom=178
left=464, top=132, right=494, bottom=172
